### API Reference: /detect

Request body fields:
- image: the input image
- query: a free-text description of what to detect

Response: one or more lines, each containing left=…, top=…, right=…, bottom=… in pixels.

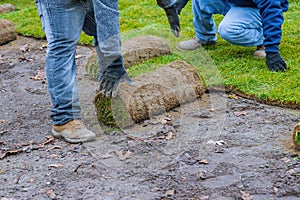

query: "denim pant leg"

left=35, top=0, right=86, bottom=125
left=192, top=0, right=230, bottom=43
left=92, top=0, right=122, bottom=72
left=218, top=5, right=264, bottom=47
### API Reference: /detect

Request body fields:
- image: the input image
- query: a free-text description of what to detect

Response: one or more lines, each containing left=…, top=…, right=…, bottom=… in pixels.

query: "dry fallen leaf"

left=228, top=94, right=239, bottom=99
left=240, top=190, right=253, bottom=200
left=20, top=44, right=30, bottom=52
left=108, top=191, right=114, bottom=196
left=48, top=163, right=64, bottom=168
left=115, top=150, right=131, bottom=161
left=19, top=56, right=33, bottom=62
left=207, top=140, right=226, bottom=146
left=234, top=111, right=247, bottom=117
left=46, top=145, right=62, bottom=151
left=166, top=132, right=173, bottom=140
left=101, top=152, right=114, bottom=159
left=165, top=189, right=175, bottom=197
left=198, top=159, right=209, bottom=165
left=281, top=157, right=291, bottom=163
left=46, top=188, right=57, bottom=199
left=50, top=154, right=58, bottom=159
left=30, top=70, right=46, bottom=81
left=198, top=195, right=209, bottom=200
left=0, top=149, right=21, bottom=159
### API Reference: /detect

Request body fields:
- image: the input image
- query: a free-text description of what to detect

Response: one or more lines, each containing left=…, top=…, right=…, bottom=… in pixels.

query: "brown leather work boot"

left=52, top=119, right=96, bottom=143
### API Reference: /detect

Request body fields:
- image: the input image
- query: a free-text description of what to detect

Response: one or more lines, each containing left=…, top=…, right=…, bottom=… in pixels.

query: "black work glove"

left=98, top=57, right=134, bottom=98
left=266, top=52, right=287, bottom=72
left=174, top=0, right=189, bottom=15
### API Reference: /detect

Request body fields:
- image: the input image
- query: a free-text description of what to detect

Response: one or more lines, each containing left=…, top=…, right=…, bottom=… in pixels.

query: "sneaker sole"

left=176, top=45, right=200, bottom=51
left=176, top=41, right=217, bottom=51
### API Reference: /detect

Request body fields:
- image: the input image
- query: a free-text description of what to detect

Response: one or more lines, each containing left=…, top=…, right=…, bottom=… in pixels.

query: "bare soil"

left=0, top=36, right=299, bottom=200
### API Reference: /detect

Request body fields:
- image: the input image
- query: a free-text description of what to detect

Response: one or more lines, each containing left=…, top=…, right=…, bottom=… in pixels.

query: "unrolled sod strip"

left=94, top=60, right=206, bottom=128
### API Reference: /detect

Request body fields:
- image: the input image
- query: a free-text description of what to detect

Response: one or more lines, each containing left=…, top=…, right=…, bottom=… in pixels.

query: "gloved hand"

left=174, top=0, right=189, bottom=15
left=266, top=52, right=287, bottom=72
left=98, top=58, right=134, bottom=98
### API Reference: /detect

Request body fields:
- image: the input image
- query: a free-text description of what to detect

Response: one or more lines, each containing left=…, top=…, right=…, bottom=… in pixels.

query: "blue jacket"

left=229, top=0, right=289, bottom=52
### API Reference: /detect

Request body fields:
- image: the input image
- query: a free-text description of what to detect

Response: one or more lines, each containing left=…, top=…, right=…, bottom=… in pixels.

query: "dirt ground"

left=0, top=36, right=300, bottom=200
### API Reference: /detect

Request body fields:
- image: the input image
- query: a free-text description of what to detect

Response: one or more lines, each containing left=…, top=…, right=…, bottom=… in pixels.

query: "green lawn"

left=1, top=0, right=299, bottom=107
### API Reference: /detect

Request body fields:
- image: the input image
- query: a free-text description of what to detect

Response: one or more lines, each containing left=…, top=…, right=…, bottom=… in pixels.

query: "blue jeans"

left=35, top=0, right=122, bottom=125
left=192, top=0, right=264, bottom=46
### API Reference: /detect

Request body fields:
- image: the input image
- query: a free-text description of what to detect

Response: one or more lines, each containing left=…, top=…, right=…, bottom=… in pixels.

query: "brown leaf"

left=46, top=188, right=57, bottom=199
left=207, top=140, right=226, bottom=146
left=198, top=195, right=209, bottom=200
left=165, top=189, right=175, bottom=197
left=198, top=159, right=209, bottom=165
left=20, top=44, right=30, bottom=52
left=39, top=44, right=47, bottom=51
left=240, top=190, right=253, bottom=200
left=115, top=150, right=131, bottom=161
left=19, top=56, right=33, bottom=62
left=38, top=136, right=54, bottom=148
left=50, top=154, right=58, bottom=159
left=30, top=70, right=46, bottom=81
left=228, top=94, right=239, bottom=99
left=46, top=145, right=62, bottom=151
left=0, top=119, right=8, bottom=123
left=234, top=111, right=247, bottom=117
left=48, top=163, right=64, bottom=168
left=101, top=152, right=114, bottom=159
left=281, top=157, right=291, bottom=163
left=166, top=132, right=173, bottom=140
left=108, top=191, right=114, bottom=196
left=0, top=130, right=8, bottom=134
left=0, top=149, right=21, bottom=159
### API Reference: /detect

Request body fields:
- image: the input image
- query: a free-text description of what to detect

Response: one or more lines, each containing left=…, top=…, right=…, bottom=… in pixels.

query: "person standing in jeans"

left=34, top=0, right=133, bottom=143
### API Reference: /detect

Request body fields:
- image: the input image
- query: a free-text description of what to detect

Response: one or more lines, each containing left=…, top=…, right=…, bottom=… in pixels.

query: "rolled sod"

left=94, top=60, right=205, bottom=128
left=0, top=19, right=17, bottom=45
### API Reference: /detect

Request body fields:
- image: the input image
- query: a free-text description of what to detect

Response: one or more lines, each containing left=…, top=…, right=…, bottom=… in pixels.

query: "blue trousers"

left=35, top=0, right=122, bottom=125
left=192, top=0, right=264, bottom=46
